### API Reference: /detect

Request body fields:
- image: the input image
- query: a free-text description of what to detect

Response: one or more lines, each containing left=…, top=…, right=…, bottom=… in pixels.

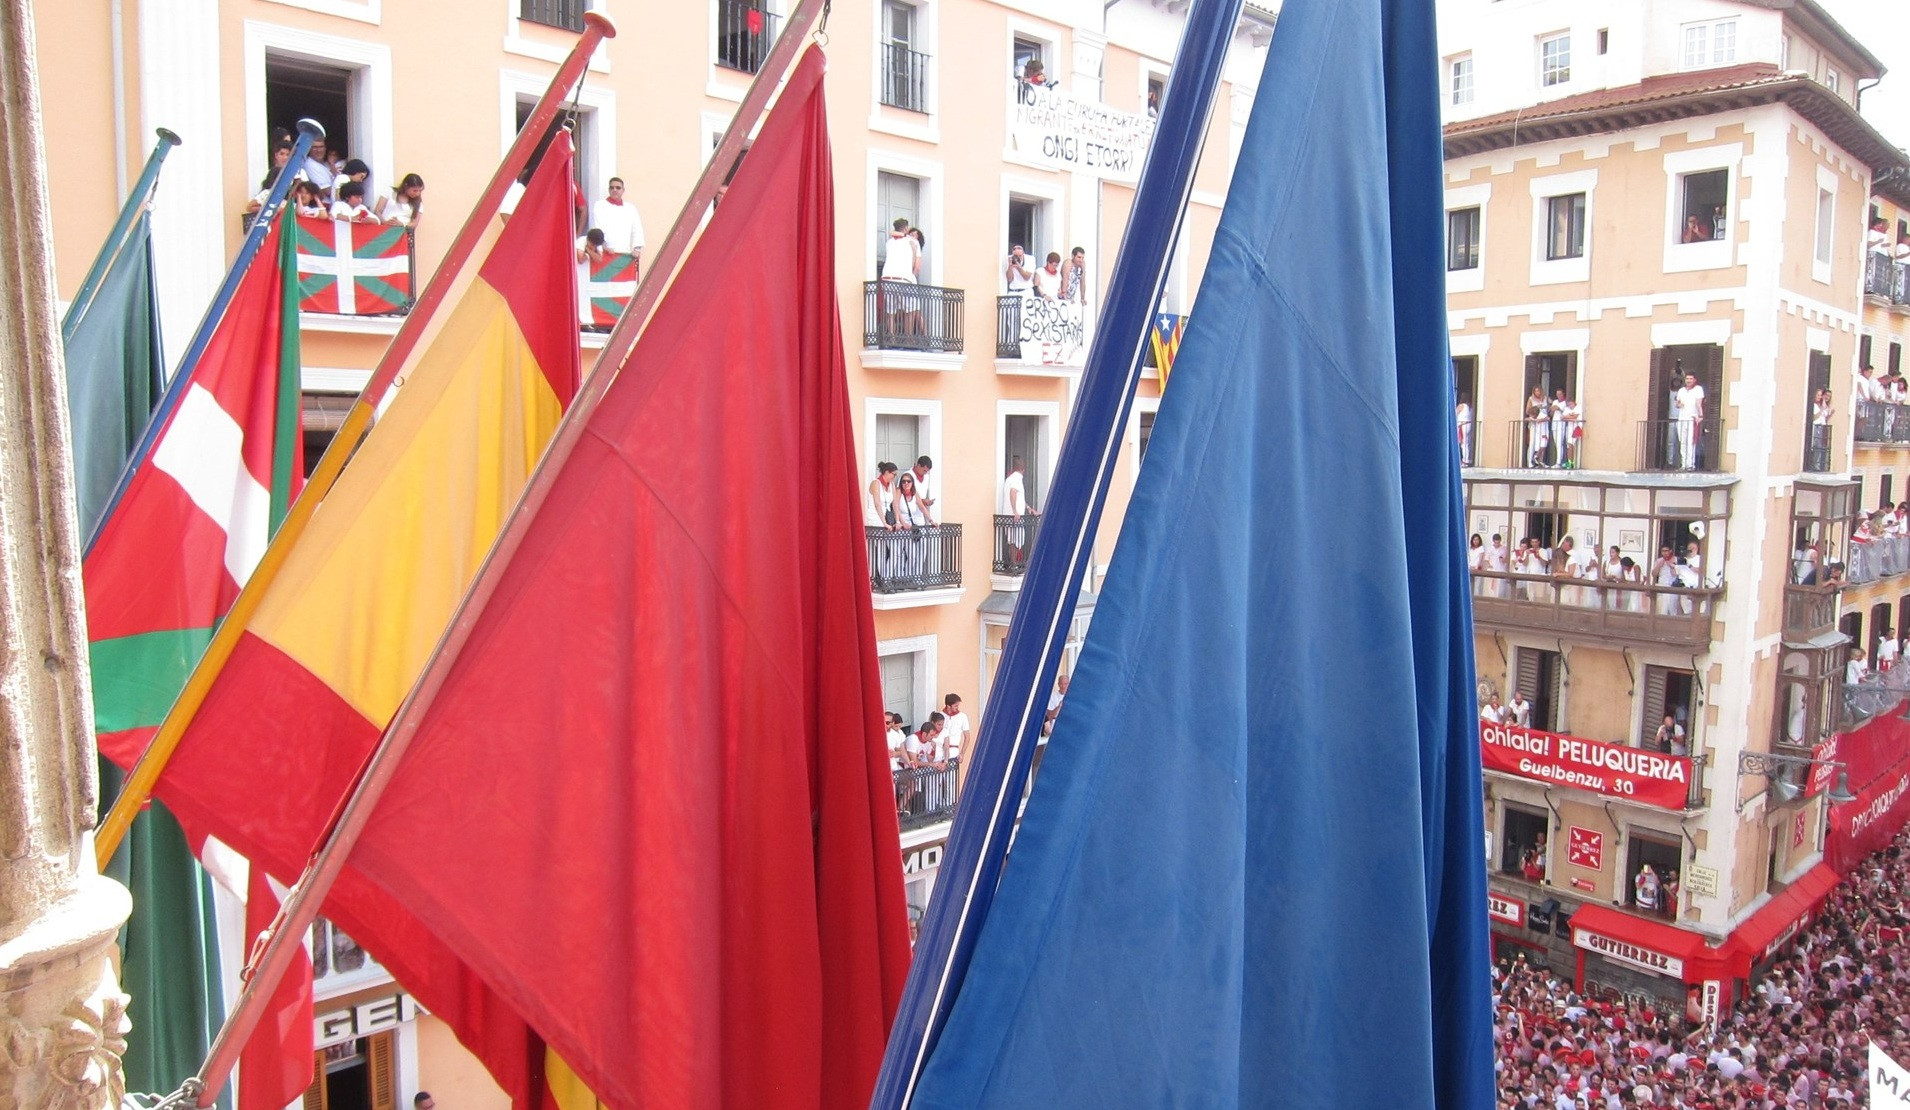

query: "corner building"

left=27, top=0, right=1271, bottom=1104
left=1441, top=0, right=1910, bottom=1021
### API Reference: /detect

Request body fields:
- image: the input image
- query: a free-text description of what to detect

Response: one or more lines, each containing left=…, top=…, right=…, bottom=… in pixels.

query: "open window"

left=1012, top=35, right=1047, bottom=83
left=1676, top=170, right=1728, bottom=244
left=717, top=0, right=780, bottom=74
left=881, top=1, right=928, bottom=113
left=1448, top=206, right=1482, bottom=271
left=1499, top=805, right=1549, bottom=878
left=514, top=96, right=593, bottom=206
left=1639, top=666, right=1695, bottom=752
left=1625, top=831, right=1681, bottom=920
left=1513, top=646, right=1564, bottom=732
left=266, top=55, right=354, bottom=168
left=876, top=170, right=924, bottom=275
left=1006, top=194, right=1051, bottom=266
left=1004, top=413, right=1051, bottom=511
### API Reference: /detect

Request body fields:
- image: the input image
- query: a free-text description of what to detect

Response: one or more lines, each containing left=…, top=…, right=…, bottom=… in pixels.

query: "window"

left=1004, top=412, right=1050, bottom=510
left=1447, top=206, right=1482, bottom=271
left=879, top=650, right=923, bottom=727
left=265, top=54, right=355, bottom=169
left=1449, top=55, right=1474, bottom=106
left=1625, top=832, right=1681, bottom=920
left=310, top=918, right=370, bottom=979
left=514, top=97, right=593, bottom=204
left=875, top=170, right=923, bottom=275
left=1146, top=73, right=1166, bottom=120
left=717, top=0, right=779, bottom=74
left=1677, top=170, right=1728, bottom=244
left=1825, top=68, right=1839, bottom=94
left=1681, top=18, right=1737, bottom=70
left=1597, top=28, right=1608, bottom=55
left=1893, top=342, right=1904, bottom=377
left=881, top=1, right=928, bottom=113
left=1137, top=410, right=1157, bottom=461
left=1779, top=34, right=1791, bottom=71
left=1006, top=194, right=1051, bottom=265
left=1499, top=805, right=1549, bottom=878
left=1544, top=193, right=1586, bottom=260
left=1814, top=187, right=1835, bottom=267
left=1860, top=334, right=1874, bottom=371
left=1539, top=33, right=1571, bottom=87
left=1012, top=35, right=1045, bottom=82
left=1639, top=666, right=1696, bottom=752
left=1514, top=647, right=1564, bottom=731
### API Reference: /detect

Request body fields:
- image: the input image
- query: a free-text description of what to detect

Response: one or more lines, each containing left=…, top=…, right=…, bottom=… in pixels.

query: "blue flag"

left=906, top=0, right=1494, bottom=1104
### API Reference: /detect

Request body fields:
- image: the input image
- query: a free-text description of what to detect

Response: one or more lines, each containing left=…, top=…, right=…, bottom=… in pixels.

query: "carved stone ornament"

left=2, top=972, right=130, bottom=1110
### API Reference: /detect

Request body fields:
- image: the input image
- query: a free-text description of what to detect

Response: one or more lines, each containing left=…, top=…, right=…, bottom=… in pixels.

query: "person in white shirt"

left=329, top=181, right=377, bottom=223
left=880, top=217, right=922, bottom=341
left=589, top=177, right=644, bottom=259
left=301, top=136, right=336, bottom=192
left=1479, top=693, right=1504, bottom=724
left=386, top=173, right=425, bottom=227
left=907, top=456, right=936, bottom=524
left=1031, top=251, right=1063, bottom=300
left=1455, top=394, right=1473, bottom=466
left=1880, top=632, right=1900, bottom=672
left=1507, top=691, right=1533, bottom=727
left=940, top=694, right=971, bottom=789
left=1847, top=649, right=1869, bottom=686
left=1004, top=245, right=1034, bottom=295
left=1673, top=371, right=1705, bottom=469
left=1486, top=534, right=1510, bottom=597
left=1599, top=544, right=1624, bottom=609
left=999, top=455, right=1035, bottom=568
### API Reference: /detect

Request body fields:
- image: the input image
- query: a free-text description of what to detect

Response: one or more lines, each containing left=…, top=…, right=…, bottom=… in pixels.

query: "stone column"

left=0, top=2, right=134, bottom=1109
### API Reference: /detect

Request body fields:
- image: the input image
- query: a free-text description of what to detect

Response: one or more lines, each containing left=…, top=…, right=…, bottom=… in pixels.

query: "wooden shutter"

left=301, top=1051, right=326, bottom=1110
left=1640, top=667, right=1669, bottom=747
left=1646, top=348, right=1675, bottom=426
left=1545, top=652, right=1565, bottom=732
left=369, top=1033, right=396, bottom=1110
left=1514, top=649, right=1540, bottom=710
left=1861, top=334, right=1873, bottom=371
left=1523, top=354, right=1544, bottom=400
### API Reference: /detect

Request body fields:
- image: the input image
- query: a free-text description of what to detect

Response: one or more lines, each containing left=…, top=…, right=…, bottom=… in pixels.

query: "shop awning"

left=1723, top=862, right=1840, bottom=971
left=1568, top=904, right=1738, bottom=983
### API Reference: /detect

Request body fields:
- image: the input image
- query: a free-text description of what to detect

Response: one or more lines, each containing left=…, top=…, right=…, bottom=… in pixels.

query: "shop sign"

left=1575, top=930, right=1685, bottom=978
left=315, top=992, right=422, bottom=1049
left=1567, top=826, right=1604, bottom=870
left=1811, top=737, right=1838, bottom=796
left=1697, top=979, right=1722, bottom=1034
left=1480, top=723, right=1692, bottom=808
left=1570, top=877, right=1596, bottom=892
left=902, top=840, right=945, bottom=876
left=1009, top=83, right=1153, bottom=183
left=1683, top=864, right=1719, bottom=898
left=1487, top=892, right=1525, bottom=927
left=1528, top=903, right=1552, bottom=935
left=1793, top=809, right=1809, bottom=849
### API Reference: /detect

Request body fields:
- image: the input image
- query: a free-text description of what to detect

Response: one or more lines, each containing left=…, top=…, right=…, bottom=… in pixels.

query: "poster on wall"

left=1567, top=826, right=1605, bottom=870
left=1008, top=82, right=1154, bottom=183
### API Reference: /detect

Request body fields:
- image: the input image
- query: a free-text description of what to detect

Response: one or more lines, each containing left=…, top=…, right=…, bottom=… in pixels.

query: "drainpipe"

left=110, top=0, right=128, bottom=197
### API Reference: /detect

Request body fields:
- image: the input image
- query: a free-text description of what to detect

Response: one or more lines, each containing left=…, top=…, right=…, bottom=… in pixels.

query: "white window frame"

left=1128, top=395, right=1161, bottom=483
left=707, top=0, right=785, bottom=101
left=498, top=69, right=616, bottom=211
left=243, top=21, right=394, bottom=218
left=1538, top=32, right=1571, bottom=88
left=870, top=0, right=939, bottom=143
left=1138, top=58, right=1170, bottom=120
left=1529, top=169, right=1595, bottom=286
left=1001, top=17, right=1062, bottom=170
left=1446, top=182, right=1490, bottom=294
left=863, top=398, right=945, bottom=500
left=1661, top=144, right=1740, bottom=275
left=263, top=0, right=380, bottom=24
left=1449, top=53, right=1474, bottom=106
left=1812, top=168, right=1836, bottom=285
left=876, top=634, right=939, bottom=735
left=867, top=150, right=946, bottom=287
left=1679, top=18, right=1737, bottom=71
left=1825, top=67, right=1840, bottom=95
left=1000, top=173, right=1067, bottom=287
left=996, top=399, right=1062, bottom=519
left=504, top=0, right=610, bottom=71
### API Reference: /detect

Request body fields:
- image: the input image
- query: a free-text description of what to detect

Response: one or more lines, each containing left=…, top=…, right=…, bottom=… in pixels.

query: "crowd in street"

left=1494, top=829, right=1910, bottom=1109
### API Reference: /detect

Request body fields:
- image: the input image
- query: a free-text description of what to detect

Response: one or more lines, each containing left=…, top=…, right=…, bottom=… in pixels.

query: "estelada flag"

left=141, top=135, right=583, bottom=1104
left=336, top=49, right=909, bottom=1108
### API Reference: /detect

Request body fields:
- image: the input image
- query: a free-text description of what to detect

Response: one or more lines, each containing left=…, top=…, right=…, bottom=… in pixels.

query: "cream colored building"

left=28, top=0, right=1271, bottom=1102
left=1441, top=0, right=1910, bottom=1015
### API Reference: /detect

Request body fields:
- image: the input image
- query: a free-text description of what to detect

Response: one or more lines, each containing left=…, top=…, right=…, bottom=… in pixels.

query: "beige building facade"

left=1442, top=0, right=1910, bottom=1018
left=28, top=0, right=1271, bottom=1103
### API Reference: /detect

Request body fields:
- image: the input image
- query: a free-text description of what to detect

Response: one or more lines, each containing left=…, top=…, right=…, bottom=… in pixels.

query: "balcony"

left=1470, top=571, right=1718, bottom=648
left=518, top=0, right=584, bottom=31
left=1865, top=252, right=1908, bottom=305
left=1457, top=414, right=1478, bottom=469
left=1805, top=423, right=1832, bottom=474
left=1636, top=418, right=1723, bottom=473
left=866, top=523, right=962, bottom=606
left=1504, top=418, right=1584, bottom=469
left=997, top=295, right=1088, bottom=371
left=894, top=758, right=960, bottom=830
left=1841, top=681, right=1909, bottom=729
left=1783, top=584, right=1840, bottom=639
left=861, top=280, right=963, bottom=360
left=1847, top=536, right=1910, bottom=585
left=1855, top=400, right=1910, bottom=445
left=716, top=0, right=779, bottom=73
left=881, top=42, right=930, bottom=112
left=992, top=513, right=1041, bottom=577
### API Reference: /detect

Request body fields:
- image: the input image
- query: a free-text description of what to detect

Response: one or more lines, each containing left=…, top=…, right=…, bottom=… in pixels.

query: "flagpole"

left=869, top=2, right=1243, bottom=1105
left=91, top=14, right=617, bottom=870
left=161, top=10, right=830, bottom=1106
left=61, top=127, right=180, bottom=345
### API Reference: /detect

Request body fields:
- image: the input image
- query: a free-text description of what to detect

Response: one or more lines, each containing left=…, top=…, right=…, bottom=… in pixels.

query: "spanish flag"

left=140, top=136, right=582, bottom=1106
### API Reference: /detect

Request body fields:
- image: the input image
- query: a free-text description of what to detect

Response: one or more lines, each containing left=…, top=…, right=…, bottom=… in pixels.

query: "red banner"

left=1827, top=766, right=1910, bottom=873
left=1481, top=722, right=1693, bottom=809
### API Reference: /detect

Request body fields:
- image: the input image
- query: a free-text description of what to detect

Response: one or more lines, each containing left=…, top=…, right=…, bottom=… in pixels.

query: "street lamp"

left=1737, top=750, right=1858, bottom=805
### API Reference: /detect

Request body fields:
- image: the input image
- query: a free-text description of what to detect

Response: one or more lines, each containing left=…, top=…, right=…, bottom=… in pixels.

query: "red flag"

left=239, top=868, right=314, bottom=1110
left=329, top=48, right=909, bottom=1107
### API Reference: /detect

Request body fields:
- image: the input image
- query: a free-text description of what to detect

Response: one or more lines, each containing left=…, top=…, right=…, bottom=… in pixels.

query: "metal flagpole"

left=92, top=13, right=617, bottom=869
left=61, top=126, right=180, bottom=345
left=83, top=119, right=319, bottom=557
left=869, top=2, right=1245, bottom=1105
left=155, top=9, right=829, bottom=1104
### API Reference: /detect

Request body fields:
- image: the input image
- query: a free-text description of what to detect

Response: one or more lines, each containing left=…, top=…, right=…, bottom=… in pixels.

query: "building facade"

left=1441, top=0, right=1910, bottom=1020
left=29, top=0, right=1271, bottom=1103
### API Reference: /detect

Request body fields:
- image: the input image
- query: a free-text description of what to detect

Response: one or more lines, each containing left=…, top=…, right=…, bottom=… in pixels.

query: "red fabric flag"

left=324, top=49, right=910, bottom=1108
left=239, top=868, right=314, bottom=1110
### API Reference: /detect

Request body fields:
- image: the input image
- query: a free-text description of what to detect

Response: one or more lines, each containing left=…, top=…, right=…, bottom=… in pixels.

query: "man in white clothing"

left=1673, top=371, right=1705, bottom=469
left=941, top=694, right=971, bottom=790
left=590, top=176, right=645, bottom=260
left=1000, top=456, right=1035, bottom=567
left=1507, top=690, right=1533, bottom=727
left=909, top=456, right=937, bottom=524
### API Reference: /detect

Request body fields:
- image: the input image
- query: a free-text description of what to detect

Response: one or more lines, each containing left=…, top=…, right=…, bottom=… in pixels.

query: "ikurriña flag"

left=329, top=48, right=911, bottom=1109
left=906, top=0, right=1495, bottom=1105
left=137, top=135, right=584, bottom=1106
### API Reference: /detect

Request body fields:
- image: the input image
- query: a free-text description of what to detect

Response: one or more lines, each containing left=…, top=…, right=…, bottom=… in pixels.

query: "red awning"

left=1569, top=904, right=1739, bottom=983
left=1723, top=862, right=1840, bottom=972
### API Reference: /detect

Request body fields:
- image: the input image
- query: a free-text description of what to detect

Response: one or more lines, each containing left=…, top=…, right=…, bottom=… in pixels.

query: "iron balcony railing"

left=862, top=280, right=964, bottom=354
left=881, top=42, right=930, bottom=112
left=1805, top=422, right=1832, bottom=473
left=895, top=758, right=960, bottom=830
left=997, top=294, right=1089, bottom=365
left=992, top=513, right=1041, bottom=575
left=1847, top=535, right=1910, bottom=585
left=716, top=0, right=779, bottom=73
left=519, top=0, right=585, bottom=31
left=1841, top=681, right=1910, bottom=729
left=866, top=523, right=962, bottom=593
left=1865, top=251, right=1907, bottom=303
left=1468, top=570, right=1718, bottom=648
left=1457, top=415, right=1479, bottom=469
left=1855, top=400, right=1910, bottom=445
left=1506, top=417, right=1585, bottom=469
left=1782, top=584, right=1840, bottom=639
left=1686, top=752, right=1709, bottom=810
left=1636, top=417, right=1723, bottom=472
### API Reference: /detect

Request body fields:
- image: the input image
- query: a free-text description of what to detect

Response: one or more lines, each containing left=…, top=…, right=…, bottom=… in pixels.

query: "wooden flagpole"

left=93, top=12, right=617, bottom=868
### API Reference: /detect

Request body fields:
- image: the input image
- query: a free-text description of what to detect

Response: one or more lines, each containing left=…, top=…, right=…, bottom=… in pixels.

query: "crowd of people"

left=1003, top=243, right=1088, bottom=302
left=1494, top=827, right=1910, bottom=1109
left=887, top=694, right=970, bottom=818
left=245, top=132, right=425, bottom=227
left=1469, top=534, right=1710, bottom=616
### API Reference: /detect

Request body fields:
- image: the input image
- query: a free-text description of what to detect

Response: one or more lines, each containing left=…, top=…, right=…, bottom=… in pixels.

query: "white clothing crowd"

left=1469, top=534, right=1710, bottom=617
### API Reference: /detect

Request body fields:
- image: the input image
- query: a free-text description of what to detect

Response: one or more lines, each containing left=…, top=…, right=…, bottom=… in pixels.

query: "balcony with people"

left=996, top=245, right=1091, bottom=372
left=864, top=460, right=962, bottom=606
left=1854, top=395, right=1910, bottom=445
left=1784, top=480, right=1853, bottom=639
left=1465, top=478, right=1729, bottom=648
left=1863, top=218, right=1909, bottom=308
left=862, top=279, right=964, bottom=355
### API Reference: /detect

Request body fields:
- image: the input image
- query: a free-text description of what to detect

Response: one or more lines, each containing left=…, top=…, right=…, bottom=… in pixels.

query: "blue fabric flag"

left=906, top=0, right=1495, bottom=1105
